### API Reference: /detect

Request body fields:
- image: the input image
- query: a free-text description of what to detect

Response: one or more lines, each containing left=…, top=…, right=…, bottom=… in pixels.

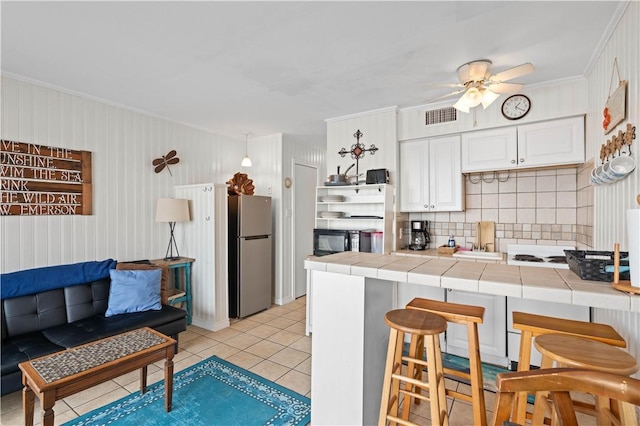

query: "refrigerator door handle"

left=244, top=235, right=269, bottom=240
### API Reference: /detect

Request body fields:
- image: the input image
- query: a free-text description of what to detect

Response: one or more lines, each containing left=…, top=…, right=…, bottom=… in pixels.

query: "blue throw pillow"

left=105, top=269, right=162, bottom=317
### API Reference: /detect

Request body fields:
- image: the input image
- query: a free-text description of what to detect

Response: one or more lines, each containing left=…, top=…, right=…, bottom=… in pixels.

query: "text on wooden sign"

left=0, top=140, right=92, bottom=215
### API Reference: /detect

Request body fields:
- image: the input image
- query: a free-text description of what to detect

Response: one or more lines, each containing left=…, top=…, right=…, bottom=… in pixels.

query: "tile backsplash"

left=401, top=166, right=594, bottom=252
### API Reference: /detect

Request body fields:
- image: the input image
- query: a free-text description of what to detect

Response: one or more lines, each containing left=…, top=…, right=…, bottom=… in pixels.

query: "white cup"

left=608, top=156, right=636, bottom=179
left=590, top=168, right=603, bottom=185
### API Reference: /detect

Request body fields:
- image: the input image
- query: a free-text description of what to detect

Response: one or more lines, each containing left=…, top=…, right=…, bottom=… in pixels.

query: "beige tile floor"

left=1, top=295, right=561, bottom=426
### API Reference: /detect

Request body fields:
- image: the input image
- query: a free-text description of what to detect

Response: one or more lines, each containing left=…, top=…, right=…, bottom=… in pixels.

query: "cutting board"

left=475, top=221, right=496, bottom=252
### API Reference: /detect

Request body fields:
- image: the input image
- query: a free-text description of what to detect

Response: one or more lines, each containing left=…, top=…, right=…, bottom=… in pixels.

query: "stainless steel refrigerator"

left=228, top=194, right=273, bottom=318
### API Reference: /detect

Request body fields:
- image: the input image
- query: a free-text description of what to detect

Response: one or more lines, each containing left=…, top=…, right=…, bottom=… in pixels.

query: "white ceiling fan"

left=431, top=60, right=535, bottom=113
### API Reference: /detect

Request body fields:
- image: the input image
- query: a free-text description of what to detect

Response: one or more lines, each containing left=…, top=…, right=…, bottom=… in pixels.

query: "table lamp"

left=156, top=198, right=191, bottom=260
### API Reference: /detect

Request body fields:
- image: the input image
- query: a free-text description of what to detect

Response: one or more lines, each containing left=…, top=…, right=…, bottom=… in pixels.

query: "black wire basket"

left=564, top=250, right=630, bottom=282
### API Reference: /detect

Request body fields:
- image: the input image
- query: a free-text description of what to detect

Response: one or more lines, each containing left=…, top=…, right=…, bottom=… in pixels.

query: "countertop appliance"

left=409, top=220, right=430, bottom=250
left=228, top=195, right=272, bottom=318
left=506, top=244, right=575, bottom=269
left=313, top=229, right=350, bottom=256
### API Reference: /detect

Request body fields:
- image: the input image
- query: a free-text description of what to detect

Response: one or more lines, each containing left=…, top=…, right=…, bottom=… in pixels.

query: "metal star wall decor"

left=338, top=129, right=379, bottom=185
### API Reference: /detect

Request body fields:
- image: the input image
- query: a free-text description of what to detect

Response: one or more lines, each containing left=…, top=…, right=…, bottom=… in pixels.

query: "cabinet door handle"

left=206, top=216, right=210, bottom=221
left=519, top=158, right=525, bottom=163
left=424, top=204, right=428, bottom=209
left=511, top=159, right=516, bottom=164
left=430, top=205, right=435, bottom=209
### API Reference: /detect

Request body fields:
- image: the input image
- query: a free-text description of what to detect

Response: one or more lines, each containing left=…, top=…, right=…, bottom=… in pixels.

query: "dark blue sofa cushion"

left=1, top=259, right=116, bottom=299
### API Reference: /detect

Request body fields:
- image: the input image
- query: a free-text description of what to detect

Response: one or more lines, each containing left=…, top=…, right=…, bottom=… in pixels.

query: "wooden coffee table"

left=18, top=327, right=176, bottom=426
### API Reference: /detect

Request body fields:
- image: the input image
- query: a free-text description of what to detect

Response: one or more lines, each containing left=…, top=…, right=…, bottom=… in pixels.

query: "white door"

left=399, top=139, right=429, bottom=212
left=294, top=163, right=317, bottom=298
left=429, top=134, right=464, bottom=212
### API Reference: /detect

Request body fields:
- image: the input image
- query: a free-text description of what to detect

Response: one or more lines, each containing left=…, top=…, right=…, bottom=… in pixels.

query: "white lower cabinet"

left=506, top=297, right=589, bottom=368
left=445, top=290, right=508, bottom=367
left=394, top=284, right=508, bottom=367
left=399, top=135, right=464, bottom=212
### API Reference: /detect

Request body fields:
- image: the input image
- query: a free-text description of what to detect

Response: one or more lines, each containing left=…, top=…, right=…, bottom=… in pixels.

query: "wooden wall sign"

left=603, top=58, right=627, bottom=135
left=0, top=140, right=92, bottom=215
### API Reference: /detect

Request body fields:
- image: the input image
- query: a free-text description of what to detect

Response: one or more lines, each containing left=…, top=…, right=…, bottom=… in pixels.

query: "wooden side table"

left=151, top=257, right=195, bottom=325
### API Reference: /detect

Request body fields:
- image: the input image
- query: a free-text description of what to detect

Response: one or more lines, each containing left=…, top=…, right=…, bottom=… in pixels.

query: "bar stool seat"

left=405, top=297, right=487, bottom=426
left=379, top=309, right=449, bottom=426
left=511, top=311, right=626, bottom=424
left=532, top=333, right=638, bottom=425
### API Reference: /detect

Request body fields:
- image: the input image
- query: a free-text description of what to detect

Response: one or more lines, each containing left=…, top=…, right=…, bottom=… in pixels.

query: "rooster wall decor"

left=153, top=150, right=180, bottom=176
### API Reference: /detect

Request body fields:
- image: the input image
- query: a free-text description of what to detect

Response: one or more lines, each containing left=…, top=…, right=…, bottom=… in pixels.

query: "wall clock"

left=501, top=94, right=531, bottom=120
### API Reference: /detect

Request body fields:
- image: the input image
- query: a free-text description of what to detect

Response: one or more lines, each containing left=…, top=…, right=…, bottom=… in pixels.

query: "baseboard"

left=191, top=317, right=230, bottom=331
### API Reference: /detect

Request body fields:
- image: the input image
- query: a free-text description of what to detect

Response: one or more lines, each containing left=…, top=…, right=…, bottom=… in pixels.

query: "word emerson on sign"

left=0, top=140, right=93, bottom=216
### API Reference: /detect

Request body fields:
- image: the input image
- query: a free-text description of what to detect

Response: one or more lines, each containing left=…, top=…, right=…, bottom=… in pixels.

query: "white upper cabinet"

left=461, top=127, right=518, bottom=173
left=517, top=116, right=585, bottom=168
left=461, top=116, right=585, bottom=173
left=400, top=135, right=464, bottom=212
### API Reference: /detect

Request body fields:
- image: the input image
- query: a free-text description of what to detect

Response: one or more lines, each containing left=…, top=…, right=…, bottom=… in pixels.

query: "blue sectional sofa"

left=1, top=260, right=187, bottom=395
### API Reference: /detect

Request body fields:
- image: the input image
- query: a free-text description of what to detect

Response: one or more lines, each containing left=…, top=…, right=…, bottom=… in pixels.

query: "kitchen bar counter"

left=305, top=251, right=638, bottom=425
left=305, top=251, right=637, bottom=311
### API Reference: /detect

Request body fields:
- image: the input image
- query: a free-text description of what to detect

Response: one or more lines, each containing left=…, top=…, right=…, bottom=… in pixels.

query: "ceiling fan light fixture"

left=453, top=97, right=470, bottom=113
left=481, top=89, right=500, bottom=109
left=464, top=87, right=483, bottom=108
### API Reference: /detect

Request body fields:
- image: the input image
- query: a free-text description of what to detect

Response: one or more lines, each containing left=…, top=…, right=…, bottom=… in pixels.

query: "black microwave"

left=313, top=229, right=350, bottom=256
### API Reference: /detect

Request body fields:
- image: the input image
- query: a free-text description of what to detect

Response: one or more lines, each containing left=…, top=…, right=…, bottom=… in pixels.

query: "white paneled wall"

left=398, top=79, right=588, bottom=142
left=175, top=183, right=229, bottom=331
left=589, top=2, right=640, bottom=250
left=1, top=75, right=244, bottom=273
left=326, top=107, right=398, bottom=185
left=585, top=1, right=640, bottom=375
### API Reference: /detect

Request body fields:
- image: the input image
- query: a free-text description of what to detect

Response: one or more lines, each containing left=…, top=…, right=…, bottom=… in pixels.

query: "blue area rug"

left=63, top=356, right=311, bottom=426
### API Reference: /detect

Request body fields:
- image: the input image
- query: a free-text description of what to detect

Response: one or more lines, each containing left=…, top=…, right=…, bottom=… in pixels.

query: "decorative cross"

left=338, top=129, right=379, bottom=185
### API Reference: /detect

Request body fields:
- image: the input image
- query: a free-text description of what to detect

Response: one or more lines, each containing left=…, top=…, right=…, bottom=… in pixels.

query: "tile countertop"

left=304, top=251, right=639, bottom=313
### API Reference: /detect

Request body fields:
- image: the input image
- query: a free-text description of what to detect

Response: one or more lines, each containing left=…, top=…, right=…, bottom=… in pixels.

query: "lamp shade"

left=155, top=198, right=190, bottom=222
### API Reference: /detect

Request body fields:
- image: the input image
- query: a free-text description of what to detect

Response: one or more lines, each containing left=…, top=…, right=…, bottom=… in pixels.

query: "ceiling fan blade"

left=152, top=158, right=164, bottom=166
left=457, top=60, right=492, bottom=83
left=426, top=82, right=464, bottom=88
left=154, top=163, right=166, bottom=173
left=166, top=150, right=177, bottom=159
left=490, top=63, right=534, bottom=82
left=425, top=88, right=466, bottom=104
left=486, top=82, right=524, bottom=94
left=167, top=158, right=180, bottom=165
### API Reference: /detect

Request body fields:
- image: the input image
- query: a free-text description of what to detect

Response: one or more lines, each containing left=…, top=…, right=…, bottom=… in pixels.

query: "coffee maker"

left=409, top=220, right=430, bottom=250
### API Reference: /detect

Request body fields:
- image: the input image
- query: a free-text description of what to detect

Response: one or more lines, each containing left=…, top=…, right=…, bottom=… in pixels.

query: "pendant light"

left=241, top=132, right=252, bottom=167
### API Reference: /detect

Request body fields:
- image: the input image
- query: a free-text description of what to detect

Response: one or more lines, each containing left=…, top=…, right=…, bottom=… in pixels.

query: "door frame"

left=291, top=160, right=319, bottom=300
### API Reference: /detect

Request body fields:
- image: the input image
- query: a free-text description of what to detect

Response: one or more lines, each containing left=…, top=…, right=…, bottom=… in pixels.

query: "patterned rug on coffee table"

left=64, top=356, right=310, bottom=426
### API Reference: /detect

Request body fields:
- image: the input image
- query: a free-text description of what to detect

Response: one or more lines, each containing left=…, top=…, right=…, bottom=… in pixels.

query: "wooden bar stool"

left=379, top=309, right=449, bottom=426
left=405, top=297, right=487, bottom=426
left=511, top=311, right=626, bottom=424
left=531, top=333, right=638, bottom=426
